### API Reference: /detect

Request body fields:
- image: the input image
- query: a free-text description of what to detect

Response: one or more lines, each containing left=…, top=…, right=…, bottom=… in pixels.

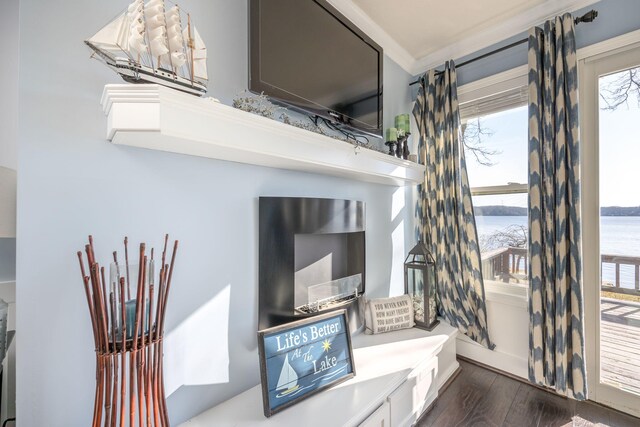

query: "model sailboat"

left=85, top=0, right=207, bottom=96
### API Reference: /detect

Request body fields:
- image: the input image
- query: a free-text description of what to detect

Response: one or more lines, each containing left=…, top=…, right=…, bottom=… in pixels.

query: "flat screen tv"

left=249, top=0, right=383, bottom=137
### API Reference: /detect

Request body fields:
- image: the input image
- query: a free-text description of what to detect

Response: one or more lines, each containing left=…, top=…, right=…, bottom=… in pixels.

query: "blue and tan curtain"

left=528, top=14, right=586, bottom=399
left=413, top=62, right=494, bottom=349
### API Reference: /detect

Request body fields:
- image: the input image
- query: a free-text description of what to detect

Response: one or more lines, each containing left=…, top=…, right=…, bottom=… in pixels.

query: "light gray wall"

left=0, top=0, right=19, bottom=171
left=16, top=0, right=414, bottom=425
left=0, top=0, right=19, bottom=285
left=0, top=239, right=16, bottom=282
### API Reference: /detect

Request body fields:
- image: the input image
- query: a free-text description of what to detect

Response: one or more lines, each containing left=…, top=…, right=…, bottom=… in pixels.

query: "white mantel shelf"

left=101, top=85, right=425, bottom=186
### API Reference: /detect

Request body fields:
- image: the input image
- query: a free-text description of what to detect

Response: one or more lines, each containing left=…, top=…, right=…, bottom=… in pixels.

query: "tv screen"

left=249, top=0, right=383, bottom=137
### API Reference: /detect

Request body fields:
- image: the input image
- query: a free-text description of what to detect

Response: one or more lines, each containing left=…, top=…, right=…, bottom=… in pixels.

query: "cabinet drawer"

left=358, top=401, right=391, bottom=427
left=387, top=356, right=438, bottom=427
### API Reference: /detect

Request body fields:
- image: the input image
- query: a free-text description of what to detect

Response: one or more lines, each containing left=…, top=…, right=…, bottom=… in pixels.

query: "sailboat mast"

left=141, top=2, right=155, bottom=71
left=187, top=13, right=194, bottom=82
left=161, top=0, right=174, bottom=72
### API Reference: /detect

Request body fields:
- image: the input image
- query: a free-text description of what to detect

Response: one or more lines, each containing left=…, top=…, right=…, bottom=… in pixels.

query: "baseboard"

left=456, top=355, right=534, bottom=387
left=456, top=335, right=527, bottom=379
left=438, top=365, right=462, bottom=394
left=437, top=361, right=461, bottom=391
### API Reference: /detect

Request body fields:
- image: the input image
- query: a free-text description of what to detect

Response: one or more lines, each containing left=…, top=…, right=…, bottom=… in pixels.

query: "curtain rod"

left=408, top=10, right=598, bottom=87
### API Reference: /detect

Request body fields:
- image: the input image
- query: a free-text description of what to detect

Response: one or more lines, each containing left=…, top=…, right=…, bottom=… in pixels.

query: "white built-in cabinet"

left=359, top=401, right=390, bottom=427
left=180, top=323, right=458, bottom=427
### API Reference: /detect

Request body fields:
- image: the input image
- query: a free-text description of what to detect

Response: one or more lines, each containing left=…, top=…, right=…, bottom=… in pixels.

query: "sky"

left=464, top=106, right=529, bottom=208
left=598, top=69, right=640, bottom=206
left=464, top=67, right=640, bottom=208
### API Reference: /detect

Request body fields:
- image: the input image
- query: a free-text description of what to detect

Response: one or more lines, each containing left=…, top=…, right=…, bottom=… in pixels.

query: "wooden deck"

left=480, top=248, right=640, bottom=396
left=600, top=297, right=640, bottom=396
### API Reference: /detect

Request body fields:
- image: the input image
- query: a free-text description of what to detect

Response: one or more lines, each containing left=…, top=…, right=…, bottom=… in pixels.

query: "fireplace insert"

left=258, top=197, right=365, bottom=332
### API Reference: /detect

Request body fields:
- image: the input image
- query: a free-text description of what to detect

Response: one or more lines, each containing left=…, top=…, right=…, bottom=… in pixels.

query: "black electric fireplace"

left=258, top=197, right=365, bottom=332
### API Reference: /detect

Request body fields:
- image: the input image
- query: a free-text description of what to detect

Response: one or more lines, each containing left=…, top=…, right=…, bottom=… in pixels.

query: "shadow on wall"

left=164, top=284, right=232, bottom=396
left=389, top=186, right=406, bottom=296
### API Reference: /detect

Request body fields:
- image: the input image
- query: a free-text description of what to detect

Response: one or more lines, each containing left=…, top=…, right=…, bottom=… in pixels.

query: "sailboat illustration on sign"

left=276, top=354, right=300, bottom=397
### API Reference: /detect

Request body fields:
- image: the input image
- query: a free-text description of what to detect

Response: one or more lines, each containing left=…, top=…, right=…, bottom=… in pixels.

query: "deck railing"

left=480, top=248, right=640, bottom=293
left=481, top=247, right=528, bottom=284
left=601, top=254, right=640, bottom=294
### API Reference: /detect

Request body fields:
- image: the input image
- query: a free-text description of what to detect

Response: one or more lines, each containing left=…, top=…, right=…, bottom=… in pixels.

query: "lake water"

left=476, top=216, right=640, bottom=289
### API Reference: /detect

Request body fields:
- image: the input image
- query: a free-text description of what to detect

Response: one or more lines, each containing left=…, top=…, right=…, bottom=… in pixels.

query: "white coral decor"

left=412, top=294, right=437, bottom=324
left=412, top=294, right=424, bottom=323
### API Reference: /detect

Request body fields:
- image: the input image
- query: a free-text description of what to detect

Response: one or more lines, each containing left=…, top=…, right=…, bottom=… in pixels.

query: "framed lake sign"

left=257, top=309, right=356, bottom=417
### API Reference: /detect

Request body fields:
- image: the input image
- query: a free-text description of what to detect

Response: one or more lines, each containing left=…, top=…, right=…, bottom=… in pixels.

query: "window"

left=458, top=68, right=529, bottom=288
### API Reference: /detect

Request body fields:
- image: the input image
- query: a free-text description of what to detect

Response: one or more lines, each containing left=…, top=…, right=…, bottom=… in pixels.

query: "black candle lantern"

left=404, top=240, right=439, bottom=331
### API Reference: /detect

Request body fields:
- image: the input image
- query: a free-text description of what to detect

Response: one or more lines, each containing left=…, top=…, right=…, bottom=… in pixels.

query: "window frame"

left=579, top=38, right=640, bottom=413
left=457, top=66, right=530, bottom=295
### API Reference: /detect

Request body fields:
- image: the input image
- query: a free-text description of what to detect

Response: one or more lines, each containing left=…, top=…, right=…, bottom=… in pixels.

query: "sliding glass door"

left=581, top=44, right=640, bottom=417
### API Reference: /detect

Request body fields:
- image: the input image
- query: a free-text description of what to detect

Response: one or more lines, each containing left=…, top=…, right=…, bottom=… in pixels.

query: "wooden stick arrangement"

left=77, top=235, right=178, bottom=427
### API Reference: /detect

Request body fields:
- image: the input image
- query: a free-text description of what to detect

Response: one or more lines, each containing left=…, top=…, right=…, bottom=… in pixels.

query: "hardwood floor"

left=416, top=359, right=640, bottom=427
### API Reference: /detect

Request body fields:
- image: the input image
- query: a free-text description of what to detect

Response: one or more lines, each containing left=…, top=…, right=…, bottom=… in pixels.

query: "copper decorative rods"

left=77, top=235, right=178, bottom=427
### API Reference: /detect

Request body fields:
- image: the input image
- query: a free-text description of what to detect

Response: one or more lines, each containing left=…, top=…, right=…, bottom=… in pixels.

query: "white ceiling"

left=327, top=0, right=599, bottom=75
left=352, top=0, right=545, bottom=59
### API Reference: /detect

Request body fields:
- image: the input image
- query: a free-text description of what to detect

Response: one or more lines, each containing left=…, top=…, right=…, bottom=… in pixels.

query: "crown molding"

left=410, top=0, right=599, bottom=75
left=329, top=0, right=599, bottom=76
left=326, top=0, right=415, bottom=73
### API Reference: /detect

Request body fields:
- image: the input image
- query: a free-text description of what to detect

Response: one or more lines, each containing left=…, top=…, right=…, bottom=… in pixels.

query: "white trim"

left=579, top=45, right=601, bottom=406
left=410, top=0, right=599, bottom=75
left=458, top=65, right=529, bottom=103
left=471, top=183, right=528, bottom=196
left=484, top=281, right=528, bottom=308
left=578, top=29, right=640, bottom=62
left=326, top=0, right=415, bottom=72
left=580, top=43, right=640, bottom=417
left=457, top=281, right=528, bottom=379
left=456, top=334, right=528, bottom=379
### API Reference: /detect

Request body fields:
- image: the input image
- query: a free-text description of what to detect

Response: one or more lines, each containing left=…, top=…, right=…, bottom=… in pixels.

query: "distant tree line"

left=600, top=206, right=640, bottom=216
left=475, top=205, right=640, bottom=216
left=474, top=205, right=526, bottom=216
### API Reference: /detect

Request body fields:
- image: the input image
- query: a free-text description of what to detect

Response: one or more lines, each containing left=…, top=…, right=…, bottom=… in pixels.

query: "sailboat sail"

left=184, top=25, right=208, bottom=81
left=127, top=0, right=147, bottom=56
left=144, top=0, right=170, bottom=68
left=165, top=5, right=186, bottom=68
left=192, top=27, right=208, bottom=80
left=87, top=14, right=128, bottom=51
left=85, top=0, right=207, bottom=96
left=276, top=354, right=299, bottom=391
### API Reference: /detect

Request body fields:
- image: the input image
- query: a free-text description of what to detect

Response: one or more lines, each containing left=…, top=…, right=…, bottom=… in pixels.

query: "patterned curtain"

left=413, top=62, right=494, bottom=349
left=528, top=14, right=586, bottom=399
